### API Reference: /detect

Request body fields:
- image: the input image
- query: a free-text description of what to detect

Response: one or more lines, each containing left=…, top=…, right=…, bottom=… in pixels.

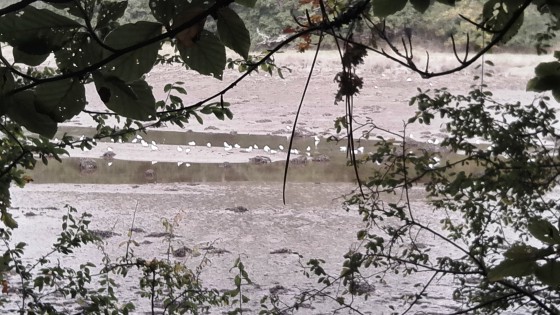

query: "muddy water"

left=8, top=183, right=466, bottom=314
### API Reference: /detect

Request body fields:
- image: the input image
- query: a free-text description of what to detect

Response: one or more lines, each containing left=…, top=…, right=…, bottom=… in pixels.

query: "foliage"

left=1, top=0, right=560, bottom=314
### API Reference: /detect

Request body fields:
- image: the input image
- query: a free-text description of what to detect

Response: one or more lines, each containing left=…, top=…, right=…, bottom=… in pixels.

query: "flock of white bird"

left=98, top=134, right=337, bottom=167
left=88, top=133, right=451, bottom=169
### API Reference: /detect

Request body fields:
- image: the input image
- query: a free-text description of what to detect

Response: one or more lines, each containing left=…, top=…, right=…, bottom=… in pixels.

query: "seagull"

left=306, top=152, right=311, bottom=157
left=185, top=148, right=191, bottom=153
left=340, top=146, right=347, bottom=152
left=314, top=136, right=320, bottom=148
left=270, top=149, right=278, bottom=154
left=264, top=145, right=270, bottom=153
left=151, top=140, right=156, bottom=146
left=357, top=147, right=364, bottom=154
left=107, top=147, right=113, bottom=152
left=141, top=140, right=149, bottom=147
left=131, top=138, right=138, bottom=143
left=241, top=146, right=253, bottom=153
left=207, top=142, right=212, bottom=148
left=151, top=144, right=158, bottom=151
left=188, top=141, right=196, bottom=146
left=306, top=146, right=311, bottom=152
left=253, top=144, right=259, bottom=149
left=185, top=163, right=191, bottom=167
left=177, top=146, right=183, bottom=152
left=118, top=138, right=123, bottom=143
left=151, top=161, right=158, bottom=164
left=224, top=142, right=230, bottom=148
left=136, top=135, right=143, bottom=140
left=406, top=77, right=412, bottom=82
left=79, top=135, right=85, bottom=141
left=225, top=146, right=232, bottom=151
left=234, top=144, right=241, bottom=149
left=177, top=161, right=183, bottom=166
left=290, top=149, right=299, bottom=154
left=110, top=138, right=115, bottom=143
left=278, top=145, right=284, bottom=151
left=107, top=162, right=113, bottom=166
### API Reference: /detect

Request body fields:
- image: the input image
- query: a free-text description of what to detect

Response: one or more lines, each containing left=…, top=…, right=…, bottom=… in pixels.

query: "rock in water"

left=79, top=158, right=97, bottom=173
left=249, top=156, right=271, bottom=164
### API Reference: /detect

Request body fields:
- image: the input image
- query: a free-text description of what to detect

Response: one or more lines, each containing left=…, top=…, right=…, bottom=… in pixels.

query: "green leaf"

left=528, top=218, right=560, bottom=245
left=482, top=0, right=525, bottom=44
left=488, top=259, right=537, bottom=282
left=93, top=73, right=157, bottom=121
left=35, top=78, right=86, bottom=122
left=55, top=32, right=105, bottom=71
left=149, top=0, right=177, bottom=25
left=96, top=1, right=128, bottom=29
left=235, top=0, right=257, bottom=7
left=2, top=212, right=18, bottom=229
left=372, top=0, right=408, bottom=17
left=217, top=7, right=250, bottom=60
left=5, top=91, right=58, bottom=138
left=12, top=47, right=50, bottom=66
left=0, top=6, right=80, bottom=55
left=0, top=68, right=15, bottom=96
left=503, top=244, right=541, bottom=260
left=527, top=62, right=560, bottom=102
left=410, top=0, right=430, bottom=13
left=178, top=30, right=226, bottom=80
left=535, top=260, right=560, bottom=287
left=102, top=22, right=163, bottom=82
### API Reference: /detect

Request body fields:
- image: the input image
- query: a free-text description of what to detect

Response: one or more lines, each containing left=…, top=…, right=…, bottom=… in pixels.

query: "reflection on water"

left=38, top=127, right=377, bottom=184
left=30, top=158, right=369, bottom=184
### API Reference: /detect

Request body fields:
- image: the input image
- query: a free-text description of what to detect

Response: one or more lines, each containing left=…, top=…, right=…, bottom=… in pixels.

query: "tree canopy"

left=0, top=0, right=560, bottom=314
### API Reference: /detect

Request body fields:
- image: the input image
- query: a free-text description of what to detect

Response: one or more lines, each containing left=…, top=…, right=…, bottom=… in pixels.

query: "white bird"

left=177, top=161, right=183, bottom=166
left=340, top=146, right=347, bottom=152
left=92, top=139, right=96, bottom=144
left=107, top=147, right=113, bottom=152
left=253, top=144, right=258, bottom=149
left=306, top=146, right=311, bottom=152
left=278, top=145, right=284, bottom=151
left=118, top=138, right=123, bottom=143
left=151, top=161, right=158, bottom=165
left=107, top=162, right=113, bottom=166
left=234, top=144, right=241, bottom=149
left=79, top=135, right=85, bottom=141
left=225, top=146, right=232, bottom=151
left=136, top=135, right=143, bottom=140
left=314, top=136, right=320, bottom=148
left=264, top=145, right=270, bottom=153
left=111, top=138, right=115, bottom=143
left=151, top=144, right=158, bottom=151
left=432, top=156, right=441, bottom=163
left=188, top=141, right=196, bottom=146
left=177, top=146, right=183, bottom=152
left=207, top=142, right=212, bottom=148
left=290, top=149, right=299, bottom=154
left=131, top=138, right=138, bottom=143
left=141, top=140, right=149, bottom=147
left=286, top=126, right=291, bottom=130
left=185, top=163, right=191, bottom=167
left=270, top=149, right=278, bottom=154
left=224, top=142, right=230, bottom=148
left=306, top=152, right=311, bottom=157
left=241, top=146, right=253, bottom=153
left=406, top=77, right=412, bottom=82
left=185, top=148, right=191, bottom=153
left=151, top=140, right=156, bottom=146
left=357, top=147, right=364, bottom=154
